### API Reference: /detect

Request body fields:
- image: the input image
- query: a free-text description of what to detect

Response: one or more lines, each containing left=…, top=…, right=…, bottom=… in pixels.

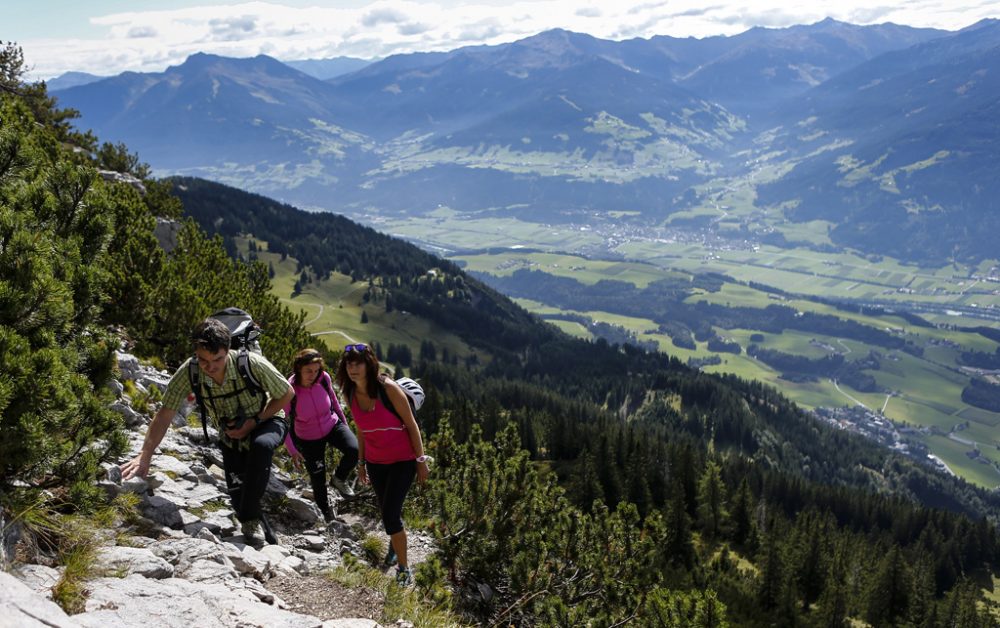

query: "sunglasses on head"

left=344, top=343, right=368, bottom=353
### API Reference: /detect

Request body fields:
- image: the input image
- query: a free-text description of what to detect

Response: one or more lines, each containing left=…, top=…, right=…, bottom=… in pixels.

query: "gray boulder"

left=74, top=574, right=322, bottom=628
left=0, top=570, right=80, bottom=627
left=94, top=546, right=174, bottom=579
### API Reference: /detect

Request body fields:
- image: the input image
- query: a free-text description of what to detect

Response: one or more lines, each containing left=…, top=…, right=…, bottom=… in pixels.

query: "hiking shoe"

left=320, top=505, right=335, bottom=523
left=383, top=545, right=397, bottom=567
left=240, top=519, right=260, bottom=540
left=395, top=566, right=413, bottom=586
left=260, top=513, right=278, bottom=545
left=331, top=476, right=355, bottom=497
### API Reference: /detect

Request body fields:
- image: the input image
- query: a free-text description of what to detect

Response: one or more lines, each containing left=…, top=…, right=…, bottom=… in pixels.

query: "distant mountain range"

left=284, top=56, right=373, bottom=80
left=46, top=71, right=106, bottom=91
left=757, top=19, right=1000, bottom=262
left=52, top=19, right=1000, bottom=263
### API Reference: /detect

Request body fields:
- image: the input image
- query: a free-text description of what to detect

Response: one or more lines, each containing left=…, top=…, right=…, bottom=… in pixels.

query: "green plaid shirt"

left=162, top=350, right=291, bottom=449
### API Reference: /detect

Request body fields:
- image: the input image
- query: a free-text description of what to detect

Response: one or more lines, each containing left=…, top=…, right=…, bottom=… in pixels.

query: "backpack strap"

left=188, top=357, right=210, bottom=442
left=378, top=382, right=405, bottom=424
left=287, top=390, right=304, bottom=450
left=319, top=373, right=346, bottom=422
left=235, top=349, right=263, bottom=397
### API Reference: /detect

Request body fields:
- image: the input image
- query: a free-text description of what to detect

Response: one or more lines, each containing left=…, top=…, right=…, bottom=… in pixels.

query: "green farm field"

left=444, top=244, right=1000, bottom=487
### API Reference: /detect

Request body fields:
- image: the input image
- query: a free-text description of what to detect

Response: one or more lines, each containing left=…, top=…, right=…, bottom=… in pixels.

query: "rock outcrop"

left=1, top=351, right=397, bottom=628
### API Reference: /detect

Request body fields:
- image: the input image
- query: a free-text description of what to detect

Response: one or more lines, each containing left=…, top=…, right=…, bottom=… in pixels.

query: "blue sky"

left=9, top=0, right=998, bottom=79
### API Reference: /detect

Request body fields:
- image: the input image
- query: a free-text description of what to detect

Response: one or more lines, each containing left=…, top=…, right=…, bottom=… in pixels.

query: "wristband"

left=416, top=455, right=433, bottom=463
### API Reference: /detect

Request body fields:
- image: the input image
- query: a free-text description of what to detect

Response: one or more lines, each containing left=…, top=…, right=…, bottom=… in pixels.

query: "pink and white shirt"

left=283, top=371, right=346, bottom=456
left=351, top=392, right=416, bottom=464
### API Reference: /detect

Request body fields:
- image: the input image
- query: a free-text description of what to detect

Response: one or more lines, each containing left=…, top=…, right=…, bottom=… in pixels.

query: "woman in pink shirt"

left=336, top=343, right=429, bottom=586
left=284, top=348, right=359, bottom=522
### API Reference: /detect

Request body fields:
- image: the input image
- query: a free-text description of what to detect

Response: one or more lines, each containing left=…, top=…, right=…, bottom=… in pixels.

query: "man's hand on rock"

left=120, top=453, right=150, bottom=480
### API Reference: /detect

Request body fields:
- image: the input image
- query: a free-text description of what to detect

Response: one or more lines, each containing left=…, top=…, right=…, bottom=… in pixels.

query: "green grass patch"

left=956, top=406, right=1000, bottom=427
left=922, top=435, right=1000, bottom=488
left=329, top=557, right=465, bottom=627
left=456, top=251, right=676, bottom=288
left=252, top=244, right=480, bottom=367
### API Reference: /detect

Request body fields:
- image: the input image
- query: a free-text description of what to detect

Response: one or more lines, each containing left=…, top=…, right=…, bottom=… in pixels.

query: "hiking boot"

left=331, top=476, right=355, bottom=497
left=383, top=545, right=397, bottom=567
left=260, top=513, right=278, bottom=545
left=395, top=565, right=413, bottom=586
left=240, top=519, right=260, bottom=541
left=320, top=505, right=335, bottom=523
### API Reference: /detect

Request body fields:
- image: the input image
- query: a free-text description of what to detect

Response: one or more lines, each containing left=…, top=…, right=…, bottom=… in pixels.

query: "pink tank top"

left=351, top=393, right=416, bottom=464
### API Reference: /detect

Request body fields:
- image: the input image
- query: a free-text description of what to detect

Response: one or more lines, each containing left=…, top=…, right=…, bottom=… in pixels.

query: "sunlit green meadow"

left=922, top=435, right=1000, bottom=488
left=244, top=238, right=481, bottom=367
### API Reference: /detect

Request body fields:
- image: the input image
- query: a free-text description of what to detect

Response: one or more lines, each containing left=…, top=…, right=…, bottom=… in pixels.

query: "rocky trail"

left=1, top=352, right=435, bottom=628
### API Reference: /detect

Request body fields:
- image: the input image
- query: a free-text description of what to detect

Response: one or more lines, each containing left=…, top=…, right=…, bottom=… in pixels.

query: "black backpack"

left=188, top=307, right=265, bottom=442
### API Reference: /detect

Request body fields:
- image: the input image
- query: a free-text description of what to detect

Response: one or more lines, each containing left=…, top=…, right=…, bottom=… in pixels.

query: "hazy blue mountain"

left=756, top=19, right=1000, bottom=263
left=672, top=18, right=947, bottom=120
left=284, top=56, right=373, bottom=79
left=54, top=52, right=379, bottom=202
left=52, top=21, right=996, bottom=257
left=46, top=71, right=105, bottom=91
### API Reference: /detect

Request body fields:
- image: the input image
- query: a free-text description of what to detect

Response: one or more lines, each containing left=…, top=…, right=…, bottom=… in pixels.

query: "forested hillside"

left=2, top=41, right=1000, bottom=625
left=172, top=176, right=1000, bottom=624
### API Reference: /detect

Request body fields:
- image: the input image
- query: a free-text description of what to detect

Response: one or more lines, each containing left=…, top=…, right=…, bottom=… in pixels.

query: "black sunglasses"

left=344, top=343, right=368, bottom=353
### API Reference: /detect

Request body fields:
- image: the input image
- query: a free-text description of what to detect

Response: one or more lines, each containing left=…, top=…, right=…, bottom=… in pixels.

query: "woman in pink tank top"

left=336, top=342, right=429, bottom=586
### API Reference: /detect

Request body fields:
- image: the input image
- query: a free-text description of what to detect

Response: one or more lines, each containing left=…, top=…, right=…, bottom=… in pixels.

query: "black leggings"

left=220, top=418, right=287, bottom=522
left=294, top=420, right=359, bottom=511
left=366, top=460, right=416, bottom=535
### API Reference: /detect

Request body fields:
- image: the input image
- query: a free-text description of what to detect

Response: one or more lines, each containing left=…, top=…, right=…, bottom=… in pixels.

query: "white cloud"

left=126, top=26, right=158, bottom=39
left=19, top=0, right=998, bottom=79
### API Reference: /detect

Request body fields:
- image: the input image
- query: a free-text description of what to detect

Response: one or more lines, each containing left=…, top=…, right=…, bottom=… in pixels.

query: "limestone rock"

left=0, top=570, right=80, bottom=628
left=95, top=546, right=174, bottom=579
left=11, top=564, right=61, bottom=598
left=74, top=575, right=322, bottom=628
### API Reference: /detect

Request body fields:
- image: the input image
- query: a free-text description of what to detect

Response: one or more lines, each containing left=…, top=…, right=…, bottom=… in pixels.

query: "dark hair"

left=336, top=344, right=380, bottom=403
left=292, top=348, right=325, bottom=383
left=191, top=318, right=230, bottom=353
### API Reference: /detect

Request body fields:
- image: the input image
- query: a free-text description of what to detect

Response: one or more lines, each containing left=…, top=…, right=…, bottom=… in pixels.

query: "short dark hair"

left=191, top=318, right=231, bottom=353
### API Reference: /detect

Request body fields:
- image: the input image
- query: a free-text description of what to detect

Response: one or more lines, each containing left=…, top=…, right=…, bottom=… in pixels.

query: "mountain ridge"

left=51, top=19, right=1000, bottom=263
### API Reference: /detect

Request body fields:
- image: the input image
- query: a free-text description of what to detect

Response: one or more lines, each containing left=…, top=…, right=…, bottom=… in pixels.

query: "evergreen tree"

left=865, top=545, right=911, bottom=626
left=697, top=459, right=729, bottom=540
left=664, top=478, right=696, bottom=569
left=0, top=71, right=126, bottom=506
left=570, top=451, right=605, bottom=511
left=730, top=477, right=756, bottom=546
left=787, top=510, right=829, bottom=611
left=645, top=588, right=730, bottom=627
left=756, top=526, right=785, bottom=611
left=813, top=561, right=849, bottom=628
left=419, top=339, right=437, bottom=362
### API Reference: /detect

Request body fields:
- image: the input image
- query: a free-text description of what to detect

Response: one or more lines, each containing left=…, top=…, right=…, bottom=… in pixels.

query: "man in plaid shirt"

left=121, top=318, right=293, bottom=543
